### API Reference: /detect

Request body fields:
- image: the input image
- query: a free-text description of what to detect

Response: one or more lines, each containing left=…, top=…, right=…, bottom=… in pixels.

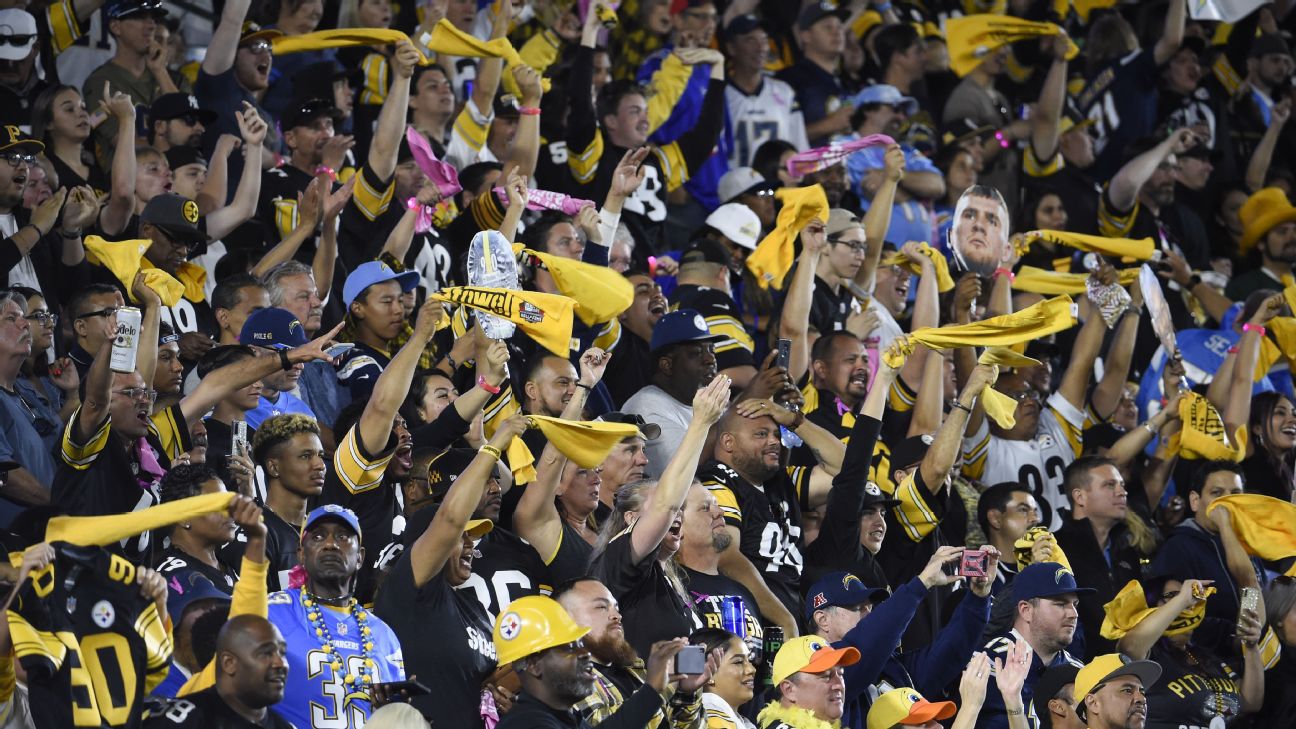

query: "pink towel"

left=786, top=134, right=895, bottom=178
left=492, top=187, right=595, bottom=216
left=136, top=438, right=165, bottom=491
left=481, top=689, right=500, bottom=729
left=405, top=127, right=463, bottom=199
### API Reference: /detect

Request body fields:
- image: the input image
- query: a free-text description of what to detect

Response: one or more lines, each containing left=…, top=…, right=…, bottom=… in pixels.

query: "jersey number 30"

left=64, top=632, right=136, bottom=727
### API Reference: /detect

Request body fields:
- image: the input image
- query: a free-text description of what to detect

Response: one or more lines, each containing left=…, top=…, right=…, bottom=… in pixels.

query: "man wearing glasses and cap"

left=148, top=92, right=217, bottom=154
left=83, top=0, right=175, bottom=163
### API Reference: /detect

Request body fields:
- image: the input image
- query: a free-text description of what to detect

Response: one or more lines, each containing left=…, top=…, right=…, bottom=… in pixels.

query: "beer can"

left=719, top=596, right=746, bottom=638
left=109, top=307, right=142, bottom=373
left=761, top=626, right=784, bottom=688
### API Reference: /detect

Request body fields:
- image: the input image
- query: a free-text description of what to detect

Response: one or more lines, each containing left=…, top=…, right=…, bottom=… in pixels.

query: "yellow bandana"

left=525, top=416, right=640, bottom=468
left=1013, top=525, right=1072, bottom=572
left=1021, top=230, right=1156, bottom=263
left=946, top=14, right=1079, bottom=77
left=1100, top=579, right=1216, bottom=640
left=748, top=185, right=829, bottom=290
left=1012, top=266, right=1140, bottom=296
left=432, top=286, right=575, bottom=357
left=1166, top=392, right=1247, bottom=462
left=881, top=242, right=955, bottom=293
left=516, top=246, right=634, bottom=326
left=881, top=295, right=1077, bottom=368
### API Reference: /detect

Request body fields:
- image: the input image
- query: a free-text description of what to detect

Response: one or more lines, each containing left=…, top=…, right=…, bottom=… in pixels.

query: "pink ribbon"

left=492, top=187, right=595, bottom=216
left=785, top=134, right=895, bottom=178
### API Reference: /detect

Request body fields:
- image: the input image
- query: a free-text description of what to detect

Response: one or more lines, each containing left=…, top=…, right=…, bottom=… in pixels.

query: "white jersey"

left=962, top=391, right=1085, bottom=530
left=725, top=76, right=809, bottom=168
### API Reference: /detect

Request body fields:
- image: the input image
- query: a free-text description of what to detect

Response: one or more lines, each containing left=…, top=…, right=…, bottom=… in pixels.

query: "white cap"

left=705, top=203, right=762, bottom=251
left=718, top=166, right=774, bottom=204
left=0, top=10, right=36, bottom=62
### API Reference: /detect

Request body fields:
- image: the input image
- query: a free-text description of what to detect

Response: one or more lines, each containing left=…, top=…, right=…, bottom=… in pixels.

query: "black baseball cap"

left=105, top=0, right=166, bottom=20
left=291, top=61, right=359, bottom=104
left=140, top=193, right=209, bottom=243
left=680, top=238, right=732, bottom=268
left=1250, top=33, right=1290, bottom=59
left=164, top=145, right=207, bottom=172
left=282, top=97, right=344, bottom=131
left=861, top=481, right=901, bottom=508
left=493, top=92, right=521, bottom=118
left=890, top=434, right=933, bottom=471
left=149, top=93, right=217, bottom=125
left=723, top=14, right=763, bottom=40
left=0, top=125, right=42, bottom=156
left=797, top=2, right=848, bottom=30
left=425, top=448, right=482, bottom=501
left=1032, top=664, right=1080, bottom=725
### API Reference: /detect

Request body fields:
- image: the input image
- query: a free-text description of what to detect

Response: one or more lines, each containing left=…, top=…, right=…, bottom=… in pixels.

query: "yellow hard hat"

left=493, top=595, right=590, bottom=666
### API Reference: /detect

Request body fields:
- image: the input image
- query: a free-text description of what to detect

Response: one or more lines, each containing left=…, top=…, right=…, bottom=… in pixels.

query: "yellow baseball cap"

left=867, top=688, right=957, bottom=729
left=1073, top=653, right=1161, bottom=719
left=771, top=636, right=860, bottom=686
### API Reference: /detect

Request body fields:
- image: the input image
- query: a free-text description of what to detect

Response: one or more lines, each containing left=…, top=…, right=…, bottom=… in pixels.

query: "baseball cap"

left=292, top=60, right=358, bottom=103
left=797, top=1, right=848, bottom=30
left=649, top=309, right=724, bottom=353
left=861, top=481, right=901, bottom=508
left=140, top=193, right=208, bottom=243
left=105, top=0, right=166, bottom=20
left=1032, top=664, right=1080, bottom=723
left=680, top=238, right=733, bottom=268
left=825, top=208, right=863, bottom=239
left=867, top=688, right=957, bottom=729
left=150, top=93, right=217, bottom=125
left=804, top=571, right=888, bottom=620
left=595, top=412, right=661, bottom=440
left=423, top=447, right=481, bottom=500
left=705, top=203, right=761, bottom=250
left=854, top=84, right=919, bottom=116
left=239, top=307, right=308, bottom=349
left=239, top=20, right=282, bottom=47
left=771, top=636, right=860, bottom=686
left=941, top=118, right=994, bottom=149
left=723, top=14, right=763, bottom=41
left=282, top=97, right=344, bottom=132
left=0, top=10, right=37, bottom=62
left=1073, top=654, right=1161, bottom=720
left=889, top=434, right=933, bottom=472
left=343, top=260, right=420, bottom=307
left=302, top=504, right=363, bottom=541
left=1250, top=33, right=1290, bottom=59
left=493, top=93, right=521, bottom=118
left=165, top=573, right=231, bottom=622
left=718, top=167, right=777, bottom=203
left=0, top=123, right=42, bottom=155
left=1013, top=562, right=1096, bottom=602
left=164, top=145, right=207, bottom=172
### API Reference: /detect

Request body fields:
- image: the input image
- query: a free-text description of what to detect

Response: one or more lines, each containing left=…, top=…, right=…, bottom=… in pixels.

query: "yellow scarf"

left=83, top=236, right=204, bottom=306
left=1021, top=230, right=1156, bottom=262
left=432, top=286, right=575, bottom=357
left=1013, top=526, right=1072, bottom=572
left=45, top=492, right=234, bottom=546
left=272, top=28, right=429, bottom=63
left=526, top=416, right=640, bottom=468
left=976, top=347, right=1040, bottom=429
left=1100, top=579, right=1215, bottom=640
left=946, top=14, right=1078, bottom=77
left=516, top=246, right=634, bottom=326
left=757, top=701, right=840, bottom=729
left=881, top=295, right=1076, bottom=368
left=1206, top=495, right=1296, bottom=563
left=1165, top=392, right=1247, bottom=462
left=748, top=185, right=829, bottom=290
left=881, top=242, right=955, bottom=293
left=1012, top=266, right=1140, bottom=296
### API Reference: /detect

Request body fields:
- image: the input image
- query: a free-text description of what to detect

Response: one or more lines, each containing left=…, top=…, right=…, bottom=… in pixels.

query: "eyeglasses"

left=1002, top=389, right=1042, bottom=403
left=0, top=152, right=34, bottom=167
left=754, top=188, right=776, bottom=198
left=242, top=40, right=272, bottom=54
left=0, top=34, right=35, bottom=47
left=76, top=306, right=119, bottom=320
left=24, top=311, right=56, bottom=327
left=113, top=387, right=158, bottom=403
left=831, top=239, right=868, bottom=253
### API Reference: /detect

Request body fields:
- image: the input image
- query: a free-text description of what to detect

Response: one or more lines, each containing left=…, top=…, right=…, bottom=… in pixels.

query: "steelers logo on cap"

left=182, top=200, right=200, bottom=224
left=865, top=482, right=882, bottom=496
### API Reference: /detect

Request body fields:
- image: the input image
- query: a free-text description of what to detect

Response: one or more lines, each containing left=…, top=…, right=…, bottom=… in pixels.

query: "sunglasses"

left=0, top=34, right=35, bottom=47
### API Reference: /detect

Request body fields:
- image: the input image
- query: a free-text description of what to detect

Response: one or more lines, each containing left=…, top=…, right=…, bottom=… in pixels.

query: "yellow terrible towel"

left=46, top=492, right=235, bottom=546
left=881, top=295, right=1077, bottom=368
left=518, top=246, right=634, bottom=326
left=976, top=347, right=1041, bottom=429
left=1165, top=392, right=1247, bottom=462
left=1206, top=494, right=1296, bottom=563
left=946, top=14, right=1078, bottom=77
left=1013, top=266, right=1140, bottom=296
left=526, top=416, right=640, bottom=469
left=1022, top=230, right=1156, bottom=262
left=880, top=242, right=955, bottom=293
left=748, top=185, right=829, bottom=290
left=433, top=286, right=575, bottom=357
left=84, top=236, right=187, bottom=307
left=1101, top=579, right=1215, bottom=640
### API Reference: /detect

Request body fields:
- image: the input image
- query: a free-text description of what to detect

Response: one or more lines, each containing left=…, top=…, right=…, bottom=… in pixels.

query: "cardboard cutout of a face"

left=949, top=189, right=1011, bottom=276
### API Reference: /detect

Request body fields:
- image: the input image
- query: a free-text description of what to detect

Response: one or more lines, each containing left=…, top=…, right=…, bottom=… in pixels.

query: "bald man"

left=146, top=615, right=294, bottom=728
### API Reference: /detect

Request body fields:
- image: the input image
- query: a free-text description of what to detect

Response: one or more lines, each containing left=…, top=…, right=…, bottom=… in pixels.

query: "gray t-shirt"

left=0, top=387, right=55, bottom=488
left=622, top=384, right=693, bottom=479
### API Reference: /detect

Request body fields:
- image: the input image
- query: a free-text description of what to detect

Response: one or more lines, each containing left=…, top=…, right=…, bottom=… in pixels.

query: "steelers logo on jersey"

left=92, top=600, right=116, bottom=629
left=499, top=612, right=521, bottom=640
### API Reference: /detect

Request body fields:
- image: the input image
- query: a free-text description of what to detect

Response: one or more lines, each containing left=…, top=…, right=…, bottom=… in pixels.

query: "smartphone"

left=371, top=678, right=432, bottom=702
left=776, top=338, right=791, bottom=371
left=1239, top=586, right=1260, bottom=625
left=231, top=420, right=248, bottom=459
left=326, top=342, right=355, bottom=358
left=673, top=645, right=707, bottom=675
left=958, top=548, right=988, bottom=578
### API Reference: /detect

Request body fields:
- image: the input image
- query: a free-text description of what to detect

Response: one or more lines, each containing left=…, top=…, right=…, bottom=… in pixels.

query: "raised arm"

left=251, top=179, right=323, bottom=278
left=855, top=145, right=903, bottom=292
left=197, top=135, right=236, bottom=214
left=1107, top=129, right=1197, bottom=214
left=907, top=346, right=945, bottom=436
left=1056, top=294, right=1104, bottom=414
left=1029, top=38, right=1071, bottom=165
left=98, top=83, right=137, bottom=237
left=777, top=220, right=826, bottom=382
left=1090, top=282, right=1143, bottom=421
left=76, top=339, right=114, bottom=440
left=357, top=299, right=443, bottom=455
left=1225, top=294, right=1282, bottom=434
left=202, top=0, right=252, bottom=76
left=498, top=166, right=527, bottom=243
left=313, top=181, right=352, bottom=302
left=1104, top=394, right=1180, bottom=468
left=508, top=64, right=543, bottom=179
left=1117, top=578, right=1211, bottom=659
left=629, top=375, right=730, bottom=561
left=205, top=104, right=267, bottom=239
left=921, top=363, right=996, bottom=493
left=1153, top=0, right=1186, bottom=66
left=1246, top=100, right=1291, bottom=192
left=367, top=40, right=421, bottom=183
left=408, top=416, right=529, bottom=588
left=898, top=242, right=939, bottom=389
left=134, top=275, right=161, bottom=389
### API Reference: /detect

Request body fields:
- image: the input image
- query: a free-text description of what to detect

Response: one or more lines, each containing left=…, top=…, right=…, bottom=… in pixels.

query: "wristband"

left=952, top=400, right=973, bottom=414
left=1143, top=421, right=1158, bottom=435
left=575, top=382, right=593, bottom=391
left=278, top=349, right=293, bottom=371
left=1005, top=708, right=1024, bottom=717
left=1227, top=346, right=1240, bottom=354
left=993, top=267, right=1015, bottom=282
left=479, top=444, right=503, bottom=462
left=1243, top=322, right=1266, bottom=337
left=477, top=375, right=501, bottom=394
left=518, top=106, right=541, bottom=116
left=1188, top=273, right=1203, bottom=288
left=994, top=130, right=1010, bottom=149
left=58, top=229, right=81, bottom=239
left=314, top=165, right=337, bottom=180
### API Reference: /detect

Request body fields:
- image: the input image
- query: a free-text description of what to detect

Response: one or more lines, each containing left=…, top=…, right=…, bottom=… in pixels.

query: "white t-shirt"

left=622, top=384, right=693, bottom=481
left=0, top=213, right=38, bottom=294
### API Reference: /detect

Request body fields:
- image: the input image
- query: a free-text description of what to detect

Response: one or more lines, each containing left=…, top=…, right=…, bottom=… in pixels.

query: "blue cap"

left=852, top=84, right=919, bottom=116
left=238, top=307, right=308, bottom=349
left=302, top=504, right=363, bottom=540
left=650, top=309, right=724, bottom=353
left=1013, top=562, right=1096, bottom=602
left=165, top=572, right=231, bottom=621
left=105, top=0, right=166, bottom=19
left=343, top=261, right=420, bottom=307
left=805, top=571, right=888, bottom=620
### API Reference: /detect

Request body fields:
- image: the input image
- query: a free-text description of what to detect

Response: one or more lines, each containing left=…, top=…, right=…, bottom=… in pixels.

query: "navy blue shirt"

left=777, top=58, right=847, bottom=146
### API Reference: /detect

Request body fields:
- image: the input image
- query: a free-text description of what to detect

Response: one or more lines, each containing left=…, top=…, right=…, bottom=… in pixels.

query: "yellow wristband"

left=480, top=444, right=503, bottom=462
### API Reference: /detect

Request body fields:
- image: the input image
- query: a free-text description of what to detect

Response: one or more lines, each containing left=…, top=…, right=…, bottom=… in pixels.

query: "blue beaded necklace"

left=301, top=590, right=378, bottom=696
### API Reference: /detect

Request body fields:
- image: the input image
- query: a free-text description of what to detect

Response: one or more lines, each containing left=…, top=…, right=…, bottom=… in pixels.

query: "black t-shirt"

left=49, top=153, right=111, bottom=200
left=202, top=418, right=257, bottom=496
left=682, top=567, right=765, bottom=656
left=590, top=527, right=695, bottom=660
left=144, top=687, right=296, bottom=728
left=222, top=505, right=300, bottom=593
left=808, top=275, right=854, bottom=335
left=1146, top=640, right=1243, bottom=729
left=154, top=546, right=237, bottom=594
left=457, top=526, right=551, bottom=619
left=602, top=331, right=652, bottom=408
left=374, top=551, right=498, bottom=729
left=875, top=467, right=953, bottom=651
left=547, top=519, right=595, bottom=585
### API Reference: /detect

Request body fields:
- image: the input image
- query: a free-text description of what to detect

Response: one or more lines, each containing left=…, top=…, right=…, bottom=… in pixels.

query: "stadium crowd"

left=0, top=0, right=1290, bottom=727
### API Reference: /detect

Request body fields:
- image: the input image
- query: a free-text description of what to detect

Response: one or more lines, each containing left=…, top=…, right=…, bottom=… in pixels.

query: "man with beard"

left=557, top=578, right=710, bottom=727
left=593, top=413, right=657, bottom=521
left=147, top=615, right=295, bottom=728
left=148, top=93, right=216, bottom=154
left=603, top=272, right=668, bottom=405
left=977, top=562, right=1091, bottom=729
left=493, top=595, right=667, bottom=729
left=759, top=636, right=860, bottom=729
left=1073, top=654, right=1160, bottom=729
left=237, top=308, right=316, bottom=429
left=845, top=88, right=945, bottom=246
left=677, top=482, right=766, bottom=651
left=1226, top=187, right=1296, bottom=301
left=801, top=162, right=848, bottom=209
left=267, top=505, right=405, bottom=728
left=623, top=309, right=724, bottom=479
